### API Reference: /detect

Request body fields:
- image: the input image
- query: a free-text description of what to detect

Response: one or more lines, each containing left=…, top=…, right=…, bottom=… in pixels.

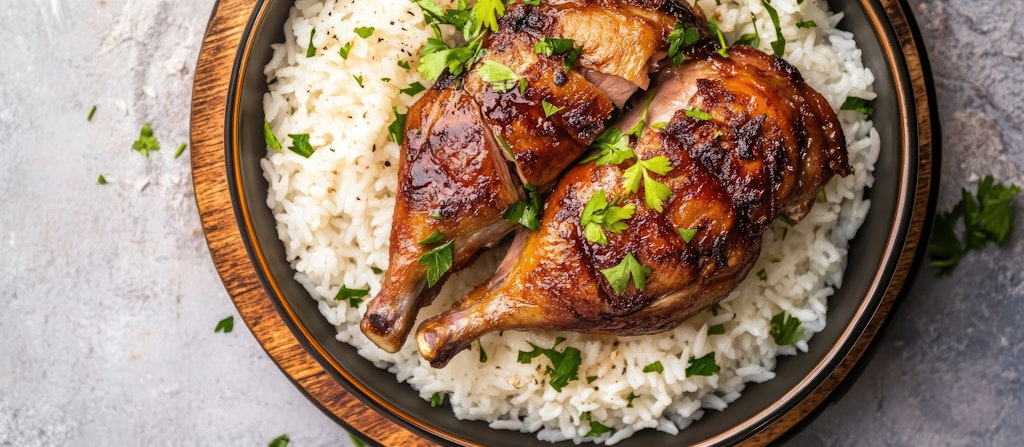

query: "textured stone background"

left=1, top=1, right=1021, bottom=446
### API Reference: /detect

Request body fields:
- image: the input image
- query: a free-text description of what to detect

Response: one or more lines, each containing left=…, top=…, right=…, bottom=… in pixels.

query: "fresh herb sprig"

left=580, top=190, right=635, bottom=245
left=928, top=175, right=1020, bottom=275
left=502, top=183, right=543, bottom=231
left=600, top=253, right=652, bottom=295
left=518, top=337, right=582, bottom=392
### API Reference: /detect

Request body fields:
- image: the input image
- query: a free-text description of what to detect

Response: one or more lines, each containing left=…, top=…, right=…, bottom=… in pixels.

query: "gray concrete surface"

left=0, top=1, right=1021, bottom=446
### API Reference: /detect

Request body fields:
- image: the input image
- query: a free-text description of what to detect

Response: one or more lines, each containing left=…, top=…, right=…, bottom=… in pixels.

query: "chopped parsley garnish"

left=586, top=420, right=613, bottom=438
left=642, top=361, right=664, bottom=374
left=707, top=16, right=729, bottom=58
left=418, top=239, right=454, bottom=287
left=840, top=96, right=875, bottom=115
left=263, top=120, right=282, bottom=152
left=495, top=134, right=514, bottom=159
left=419, top=230, right=447, bottom=245
left=777, top=214, right=795, bottom=226
left=563, top=44, right=584, bottom=71
left=579, top=128, right=634, bottom=166
left=479, top=342, right=488, bottom=363
left=174, top=143, right=187, bottom=159
left=667, top=21, right=702, bottom=66
left=678, top=228, right=698, bottom=243
left=541, top=100, right=563, bottom=118
left=623, top=155, right=673, bottom=212
left=734, top=14, right=761, bottom=47
left=306, top=28, right=316, bottom=58
left=97, top=174, right=107, bottom=185
left=400, top=81, right=427, bottom=96
left=928, top=175, right=1020, bottom=275
left=388, top=106, right=407, bottom=145
left=708, top=324, right=726, bottom=335
left=761, top=0, right=786, bottom=56
left=523, top=0, right=541, bottom=4
left=287, top=133, right=314, bottom=158
left=517, top=337, right=582, bottom=392
left=502, top=183, right=543, bottom=231
left=335, top=286, right=369, bottom=308
left=397, top=59, right=411, bottom=70
left=132, top=124, right=160, bottom=157
left=478, top=60, right=521, bottom=93
left=685, top=352, right=720, bottom=377
left=756, top=268, right=767, bottom=281
left=472, top=0, right=506, bottom=34
left=353, top=74, right=364, bottom=88
left=580, top=190, right=636, bottom=245
left=268, top=434, right=289, bottom=447
left=685, top=107, right=713, bottom=121
left=339, top=41, right=353, bottom=59
left=418, top=37, right=485, bottom=80
left=625, top=93, right=654, bottom=138
left=625, top=392, right=638, bottom=407
left=600, top=253, right=652, bottom=295
left=651, top=122, right=667, bottom=130
left=87, top=105, right=97, bottom=121
left=371, top=266, right=384, bottom=274
left=354, top=26, right=375, bottom=38
left=533, top=37, right=575, bottom=56
left=214, top=316, right=234, bottom=333
left=770, top=311, right=805, bottom=345
left=430, top=392, right=444, bottom=407
left=796, top=20, right=817, bottom=28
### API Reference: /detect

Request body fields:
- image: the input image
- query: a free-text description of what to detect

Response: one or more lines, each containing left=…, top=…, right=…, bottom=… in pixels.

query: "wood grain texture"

left=189, top=0, right=936, bottom=446
left=189, top=0, right=428, bottom=445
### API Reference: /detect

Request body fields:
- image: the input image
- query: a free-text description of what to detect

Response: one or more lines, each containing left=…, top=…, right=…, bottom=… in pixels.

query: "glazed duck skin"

left=417, top=46, right=852, bottom=367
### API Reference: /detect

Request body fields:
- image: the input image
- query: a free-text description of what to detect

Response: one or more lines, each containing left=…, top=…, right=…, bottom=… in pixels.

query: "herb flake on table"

left=928, top=175, right=1020, bottom=275
left=348, top=433, right=366, bottom=447
left=97, top=174, right=107, bottom=185
left=268, top=434, right=289, bottom=447
left=174, top=143, right=187, bottom=159
left=132, top=124, right=160, bottom=157
left=214, top=316, right=234, bottom=333
left=87, top=105, right=97, bottom=121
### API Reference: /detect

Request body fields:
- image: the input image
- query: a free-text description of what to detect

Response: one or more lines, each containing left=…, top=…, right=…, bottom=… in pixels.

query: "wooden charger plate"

left=191, top=0, right=939, bottom=445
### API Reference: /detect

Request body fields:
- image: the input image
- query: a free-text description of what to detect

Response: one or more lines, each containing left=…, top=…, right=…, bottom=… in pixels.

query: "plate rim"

left=190, top=0, right=940, bottom=445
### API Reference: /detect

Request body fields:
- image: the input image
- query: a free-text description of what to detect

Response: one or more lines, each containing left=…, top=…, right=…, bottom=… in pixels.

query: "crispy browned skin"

left=362, top=0, right=707, bottom=353
left=417, top=46, right=852, bottom=367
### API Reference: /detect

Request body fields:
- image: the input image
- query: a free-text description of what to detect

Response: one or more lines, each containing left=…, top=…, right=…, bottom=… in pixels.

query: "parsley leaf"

left=397, top=59, right=411, bottom=70
left=642, top=361, right=664, bottom=374
left=418, top=239, right=454, bottom=287
left=534, top=37, right=575, bottom=56
left=761, top=0, right=786, bottom=56
left=586, top=420, right=614, bottom=437
left=479, top=342, right=488, bottom=363
left=132, top=124, right=160, bottom=157
left=770, top=311, right=805, bottom=345
left=472, top=0, right=506, bottom=34
left=353, top=74, right=364, bottom=88
left=542, top=100, right=563, bottom=118
left=685, top=107, right=713, bottom=121
left=478, top=60, right=521, bottom=93
left=430, top=392, right=444, bottom=407
left=734, top=14, right=761, bottom=47
left=502, top=183, right=544, bottom=231
left=667, top=21, right=702, bottom=66
left=579, top=128, right=635, bottom=166
left=708, top=324, right=726, bottom=335
left=400, top=81, right=427, bottom=96
left=600, top=253, right=652, bottom=295
left=418, top=38, right=484, bottom=80
left=348, top=433, right=366, bottom=447
left=678, top=227, right=698, bottom=243
left=563, top=44, right=583, bottom=71
left=928, top=176, right=1019, bottom=275
left=707, top=16, right=729, bottom=58
left=623, top=156, right=673, bottom=212
left=268, top=434, right=289, bottom=447
left=580, top=190, right=636, bottom=245
left=97, top=174, right=107, bottom=185
left=339, top=41, right=353, bottom=59
left=388, top=106, right=407, bottom=145
left=796, top=20, right=817, bottom=28
left=263, top=120, right=282, bottom=152
left=335, top=286, right=369, bottom=308
left=685, top=352, right=720, bottom=377
left=625, top=93, right=655, bottom=138
left=287, top=133, right=314, bottom=158
left=517, top=337, right=581, bottom=392
left=354, top=26, right=375, bottom=38
left=840, top=96, right=875, bottom=115
left=214, top=316, right=234, bottom=333
left=419, top=230, right=447, bottom=245
left=306, top=28, right=316, bottom=58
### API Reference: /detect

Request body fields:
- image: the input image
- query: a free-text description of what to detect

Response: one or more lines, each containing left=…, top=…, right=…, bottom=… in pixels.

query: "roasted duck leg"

left=417, top=46, right=852, bottom=367
left=362, top=0, right=706, bottom=353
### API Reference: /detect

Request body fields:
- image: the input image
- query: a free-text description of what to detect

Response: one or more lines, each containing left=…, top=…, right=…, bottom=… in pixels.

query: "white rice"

left=261, top=0, right=879, bottom=443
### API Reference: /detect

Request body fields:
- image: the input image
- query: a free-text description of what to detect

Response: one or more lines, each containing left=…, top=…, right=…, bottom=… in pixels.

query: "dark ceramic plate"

left=193, top=0, right=939, bottom=445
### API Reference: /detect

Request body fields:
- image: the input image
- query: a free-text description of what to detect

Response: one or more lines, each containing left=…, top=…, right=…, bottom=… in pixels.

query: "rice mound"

left=261, top=0, right=879, bottom=443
